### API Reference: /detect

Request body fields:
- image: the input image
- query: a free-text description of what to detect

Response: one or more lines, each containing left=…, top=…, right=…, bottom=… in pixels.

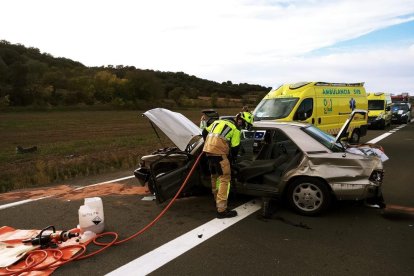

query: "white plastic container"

left=79, top=231, right=96, bottom=244
left=78, top=197, right=105, bottom=234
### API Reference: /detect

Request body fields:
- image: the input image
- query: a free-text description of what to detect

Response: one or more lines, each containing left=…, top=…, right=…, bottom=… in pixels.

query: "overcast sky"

left=1, top=0, right=414, bottom=94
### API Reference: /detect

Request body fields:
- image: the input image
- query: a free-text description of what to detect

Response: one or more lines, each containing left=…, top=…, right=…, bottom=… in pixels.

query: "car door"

left=149, top=153, right=201, bottom=203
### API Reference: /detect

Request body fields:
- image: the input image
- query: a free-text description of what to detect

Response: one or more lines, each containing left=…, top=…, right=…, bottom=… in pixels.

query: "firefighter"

left=202, top=110, right=253, bottom=218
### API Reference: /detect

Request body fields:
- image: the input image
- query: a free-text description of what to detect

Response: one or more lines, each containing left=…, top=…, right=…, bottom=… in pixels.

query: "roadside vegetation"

left=0, top=108, right=241, bottom=193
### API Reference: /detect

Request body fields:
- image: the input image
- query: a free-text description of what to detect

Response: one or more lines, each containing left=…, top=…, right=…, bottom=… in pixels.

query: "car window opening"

left=301, top=125, right=343, bottom=152
left=236, top=128, right=304, bottom=186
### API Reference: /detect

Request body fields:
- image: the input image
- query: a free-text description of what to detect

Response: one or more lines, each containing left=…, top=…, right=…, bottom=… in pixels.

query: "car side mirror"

left=386, top=106, right=391, bottom=111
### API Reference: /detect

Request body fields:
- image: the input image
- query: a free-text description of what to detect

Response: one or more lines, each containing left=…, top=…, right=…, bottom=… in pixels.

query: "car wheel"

left=349, top=129, right=360, bottom=144
left=286, top=177, right=331, bottom=216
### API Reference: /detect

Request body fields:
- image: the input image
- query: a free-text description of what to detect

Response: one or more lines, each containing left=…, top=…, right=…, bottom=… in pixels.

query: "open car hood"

left=335, top=109, right=367, bottom=143
left=143, top=108, right=202, bottom=151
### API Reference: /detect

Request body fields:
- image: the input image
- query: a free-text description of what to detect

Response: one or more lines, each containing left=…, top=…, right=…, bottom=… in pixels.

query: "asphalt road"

left=1, top=122, right=413, bottom=276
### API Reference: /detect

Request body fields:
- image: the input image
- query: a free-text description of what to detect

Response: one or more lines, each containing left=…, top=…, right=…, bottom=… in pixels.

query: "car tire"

left=286, top=177, right=331, bottom=216
left=349, top=129, right=360, bottom=144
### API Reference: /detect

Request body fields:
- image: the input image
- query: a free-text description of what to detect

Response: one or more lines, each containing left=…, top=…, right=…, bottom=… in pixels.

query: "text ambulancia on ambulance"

left=253, top=82, right=368, bottom=144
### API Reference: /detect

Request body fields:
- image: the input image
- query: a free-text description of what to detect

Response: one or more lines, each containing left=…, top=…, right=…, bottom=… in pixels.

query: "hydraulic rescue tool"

left=22, top=225, right=79, bottom=249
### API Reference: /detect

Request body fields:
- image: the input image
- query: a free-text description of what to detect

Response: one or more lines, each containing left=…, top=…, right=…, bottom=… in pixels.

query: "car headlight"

left=369, top=170, right=384, bottom=184
left=376, top=113, right=384, bottom=120
left=401, top=113, right=407, bottom=117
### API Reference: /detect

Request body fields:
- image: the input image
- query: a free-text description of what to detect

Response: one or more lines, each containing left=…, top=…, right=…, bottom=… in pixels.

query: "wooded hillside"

left=0, top=40, right=270, bottom=110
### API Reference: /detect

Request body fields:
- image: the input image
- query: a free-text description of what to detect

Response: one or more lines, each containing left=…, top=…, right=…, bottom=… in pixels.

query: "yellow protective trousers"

left=207, top=154, right=231, bottom=212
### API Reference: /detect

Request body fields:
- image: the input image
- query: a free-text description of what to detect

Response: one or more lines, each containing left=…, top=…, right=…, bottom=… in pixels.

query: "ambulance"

left=253, top=82, right=368, bottom=143
left=367, top=92, right=392, bottom=129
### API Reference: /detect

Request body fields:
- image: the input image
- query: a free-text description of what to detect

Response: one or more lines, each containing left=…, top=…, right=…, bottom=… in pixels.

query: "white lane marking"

left=73, top=175, right=135, bottom=191
left=0, top=196, right=52, bottom=210
left=0, top=176, right=135, bottom=210
left=367, top=124, right=408, bottom=144
left=106, top=200, right=262, bottom=276
left=366, top=132, right=393, bottom=144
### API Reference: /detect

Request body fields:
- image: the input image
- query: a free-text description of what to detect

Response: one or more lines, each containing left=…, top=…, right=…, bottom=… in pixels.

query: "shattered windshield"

left=302, top=125, right=343, bottom=152
left=253, top=98, right=299, bottom=120
left=368, top=100, right=385, bottom=110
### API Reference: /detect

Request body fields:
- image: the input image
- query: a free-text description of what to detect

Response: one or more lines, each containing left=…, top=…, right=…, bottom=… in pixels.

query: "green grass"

left=0, top=108, right=241, bottom=192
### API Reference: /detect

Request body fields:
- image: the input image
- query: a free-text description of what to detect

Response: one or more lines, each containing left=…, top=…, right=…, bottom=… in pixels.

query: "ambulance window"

left=294, top=98, right=313, bottom=120
left=368, top=100, right=385, bottom=110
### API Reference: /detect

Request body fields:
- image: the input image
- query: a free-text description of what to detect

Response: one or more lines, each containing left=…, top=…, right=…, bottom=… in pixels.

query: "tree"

left=68, top=76, right=95, bottom=105
left=43, top=70, right=67, bottom=105
left=211, top=92, right=218, bottom=107
left=169, top=87, right=185, bottom=106
left=125, top=71, right=163, bottom=103
left=94, top=71, right=117, bottom=103
left=9, top=62, right=31, bottom=105
left=0, top=56, right=7, bottom=85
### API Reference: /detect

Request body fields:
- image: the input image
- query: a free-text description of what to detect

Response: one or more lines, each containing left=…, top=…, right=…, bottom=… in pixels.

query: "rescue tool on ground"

left=22, top=225, right=79, bottom=249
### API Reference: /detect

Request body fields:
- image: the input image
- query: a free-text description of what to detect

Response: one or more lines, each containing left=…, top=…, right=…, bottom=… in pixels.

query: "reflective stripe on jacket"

left=203, top=119, right=240, bottom=155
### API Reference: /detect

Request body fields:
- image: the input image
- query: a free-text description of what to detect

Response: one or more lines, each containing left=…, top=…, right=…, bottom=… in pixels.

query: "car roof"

left=253, top=120, right=308, bottom=128
left=252, top=121, right=330, bottom=152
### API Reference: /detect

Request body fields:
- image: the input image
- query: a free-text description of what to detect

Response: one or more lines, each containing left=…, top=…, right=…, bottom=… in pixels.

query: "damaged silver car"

left=134, top=108, right=386, bottom=216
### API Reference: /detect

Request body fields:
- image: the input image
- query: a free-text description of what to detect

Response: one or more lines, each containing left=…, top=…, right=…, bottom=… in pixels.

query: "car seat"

left=262, top=149, right=303, bottom=186
left=236, top=154, right=288, bottom=183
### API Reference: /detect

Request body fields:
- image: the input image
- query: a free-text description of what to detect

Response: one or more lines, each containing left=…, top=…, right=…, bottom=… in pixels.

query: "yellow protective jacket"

left=202, top=119, right=241, bottom=155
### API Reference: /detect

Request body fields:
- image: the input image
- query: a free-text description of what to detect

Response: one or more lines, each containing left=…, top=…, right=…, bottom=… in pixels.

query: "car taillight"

left=369, top=170, right=384, bottom=184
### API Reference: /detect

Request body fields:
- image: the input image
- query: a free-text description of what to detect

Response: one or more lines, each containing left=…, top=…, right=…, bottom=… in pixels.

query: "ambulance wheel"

left=349, top=129, right=360, bottom=144
left=286, top=177, right=331, bottom=216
